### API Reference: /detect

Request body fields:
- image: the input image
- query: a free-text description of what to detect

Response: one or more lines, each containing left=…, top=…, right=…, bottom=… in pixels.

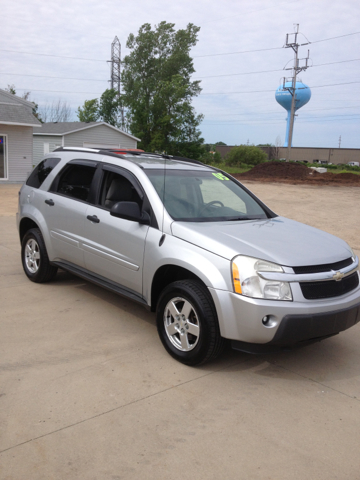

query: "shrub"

left=225, top=145, right=267, bottom=167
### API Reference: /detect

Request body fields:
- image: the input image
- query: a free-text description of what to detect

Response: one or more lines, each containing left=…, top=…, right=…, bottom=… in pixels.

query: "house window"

left=0, top=135, right=7, bottom=179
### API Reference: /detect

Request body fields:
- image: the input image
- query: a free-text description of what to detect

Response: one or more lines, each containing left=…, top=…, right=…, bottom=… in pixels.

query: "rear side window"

left=26, top=158, right=61, bottom=188
left=50, top=164, right=97, bottom=202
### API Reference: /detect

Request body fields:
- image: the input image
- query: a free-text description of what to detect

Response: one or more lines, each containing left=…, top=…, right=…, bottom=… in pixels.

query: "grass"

left=334, top=169, right=360, bottom=175
left=209, top=163, right=251, bottom=174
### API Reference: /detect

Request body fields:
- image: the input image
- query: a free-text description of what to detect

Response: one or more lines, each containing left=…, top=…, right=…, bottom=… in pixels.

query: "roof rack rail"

left=52, top=146, right=205, bottom=166
left=54, top=146, right=101, bottom=153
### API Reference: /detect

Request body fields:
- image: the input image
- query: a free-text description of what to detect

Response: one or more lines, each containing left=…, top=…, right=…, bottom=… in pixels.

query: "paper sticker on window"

left=212, top=172, right=229, bottom=181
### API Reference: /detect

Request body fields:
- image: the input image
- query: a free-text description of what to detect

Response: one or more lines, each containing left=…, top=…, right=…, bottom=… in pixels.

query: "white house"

left=0, top=89, right=42, bottom=182
left=33, top=122, right=141, bottom=167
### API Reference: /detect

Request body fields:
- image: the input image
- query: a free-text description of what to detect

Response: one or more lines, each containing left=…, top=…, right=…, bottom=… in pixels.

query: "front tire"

left=21, top=228, right=57, bottom=283
left=156, top=280, right=225, bottom=366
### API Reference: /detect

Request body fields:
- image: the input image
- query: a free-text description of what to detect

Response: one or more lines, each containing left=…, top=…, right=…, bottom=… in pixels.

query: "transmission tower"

left=283, top=24, right=310, bottom=161
left=108, top=36, right=125, bottom=129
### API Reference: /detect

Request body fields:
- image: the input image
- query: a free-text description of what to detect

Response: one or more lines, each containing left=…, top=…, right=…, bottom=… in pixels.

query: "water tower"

left=275, top=81, right=311, bottom=147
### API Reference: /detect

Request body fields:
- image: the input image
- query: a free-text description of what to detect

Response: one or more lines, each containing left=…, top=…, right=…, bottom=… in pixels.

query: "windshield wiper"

left=227, top=216, right=260, bottom=221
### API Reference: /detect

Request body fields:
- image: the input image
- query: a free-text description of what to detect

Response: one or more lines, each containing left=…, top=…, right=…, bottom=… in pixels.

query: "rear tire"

left=156, top=280, right=225, bottom=366
left=21, top=228, right=57, bottom=283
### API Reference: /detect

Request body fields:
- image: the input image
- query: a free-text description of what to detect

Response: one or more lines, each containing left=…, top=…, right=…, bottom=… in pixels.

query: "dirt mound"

left=240, top=161, right=311, bottom=180
left=233, top=161, right=360, bottom=187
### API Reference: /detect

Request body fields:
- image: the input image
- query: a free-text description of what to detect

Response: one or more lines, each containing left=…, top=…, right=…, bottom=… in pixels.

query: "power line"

left=2, top=58, right=358, bottom=83
left=16, top=89, right=103, bottom=94
left=301, top=113, right=360, bottom=119
left=195, top=58, right=359, bottom=79
left=0, top=72, right=106, bottom=82
left=0, top=49, right=105, bottom=62
left=194, top=47, right=282, bottom=58
left=312, top=31, right=360, bottom=44
left=311, top=81, right=360, bottom=89
left=199, top=81, right=360, bottom=95
left=15, top=80, right=360, bottom=97
left=193, top=31, right=360, bottom=59
left=204, top=113, right=360, bottom=123
left=202, top=115, right=360, bottom=126
left=204, top=105, right=360, bottom=118
left=314, top=59, right=360, bottom=67
left=2, top=31, right=359, bottom=64
left=196, top=68, right=282, bottom=79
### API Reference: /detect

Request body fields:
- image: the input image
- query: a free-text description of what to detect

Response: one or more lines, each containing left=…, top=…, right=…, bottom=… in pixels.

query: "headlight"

left=231, top=255, right=292, bottom=301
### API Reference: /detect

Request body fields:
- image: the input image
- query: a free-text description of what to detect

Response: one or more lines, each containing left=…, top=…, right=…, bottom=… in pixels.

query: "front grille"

left=300, top=272, right=359, bottom=300
left=293, top=257, right=353, bottom=274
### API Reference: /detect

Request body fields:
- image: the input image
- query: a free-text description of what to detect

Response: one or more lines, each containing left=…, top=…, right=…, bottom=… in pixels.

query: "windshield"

left=145, top=169, right=268, bottom=222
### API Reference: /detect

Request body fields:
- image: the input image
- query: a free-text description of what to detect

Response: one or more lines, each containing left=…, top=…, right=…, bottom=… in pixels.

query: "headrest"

left=106, top=177, right=134, bottom=202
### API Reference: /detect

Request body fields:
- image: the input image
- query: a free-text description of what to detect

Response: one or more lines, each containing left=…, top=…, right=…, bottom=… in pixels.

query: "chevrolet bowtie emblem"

left=332, top=271, right=345, bottom=281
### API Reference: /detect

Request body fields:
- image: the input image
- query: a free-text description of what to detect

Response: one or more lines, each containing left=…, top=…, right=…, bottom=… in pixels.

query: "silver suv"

left=17, top=148, right=360, bottom=365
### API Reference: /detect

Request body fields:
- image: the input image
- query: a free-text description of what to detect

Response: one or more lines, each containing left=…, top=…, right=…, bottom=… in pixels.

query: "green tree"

left=5, top=84, right=16, bottom=95
left=77, top=99, right=99, bottom=122
left=122, top=21, right=204, bottom=158
left=225, top=145, right=267, bottom=167
left=98, top=89, right=122, bottom=127
left=200, top=150, right=222, bottom=164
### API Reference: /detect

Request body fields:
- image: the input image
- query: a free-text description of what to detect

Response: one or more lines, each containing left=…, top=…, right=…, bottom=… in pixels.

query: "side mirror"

left=110, top=201, right=151, bottom=225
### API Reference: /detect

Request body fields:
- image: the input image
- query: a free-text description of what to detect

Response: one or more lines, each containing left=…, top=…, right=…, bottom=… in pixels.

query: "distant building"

left=33, top=122, right=141, bottom=167
left=0, top=88, right=42, bottom=182
left=215, top=145, right=360, bottom=165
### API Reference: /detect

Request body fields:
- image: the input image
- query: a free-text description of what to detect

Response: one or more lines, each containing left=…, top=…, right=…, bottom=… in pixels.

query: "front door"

left=83, top=169, right=149, bottom=296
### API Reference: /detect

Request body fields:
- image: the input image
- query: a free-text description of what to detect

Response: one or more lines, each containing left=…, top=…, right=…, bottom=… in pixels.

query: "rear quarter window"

left=26, top=158, right=61, bottom=188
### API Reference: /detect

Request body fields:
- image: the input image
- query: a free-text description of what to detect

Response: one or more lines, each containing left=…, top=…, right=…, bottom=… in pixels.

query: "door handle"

left=45, top=199, right=54, bottom=206
left=87, top=215, right=100, bottom=223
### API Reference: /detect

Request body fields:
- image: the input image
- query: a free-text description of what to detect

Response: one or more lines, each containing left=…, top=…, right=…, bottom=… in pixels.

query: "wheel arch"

left=150, top=265, right=208, bottom=312
left=19, top=217, right=40, bottom=243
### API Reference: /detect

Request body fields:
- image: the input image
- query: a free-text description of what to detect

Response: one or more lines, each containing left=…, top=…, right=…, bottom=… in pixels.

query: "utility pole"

left=339, top=135, right=341, bottom=148
left=108, top=36, right=125, bottom=130
left=283, top=24, right=310, bottom=161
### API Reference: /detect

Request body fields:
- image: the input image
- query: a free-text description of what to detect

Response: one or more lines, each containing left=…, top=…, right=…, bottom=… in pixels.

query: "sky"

left=2, top=0, right=359, bottom=148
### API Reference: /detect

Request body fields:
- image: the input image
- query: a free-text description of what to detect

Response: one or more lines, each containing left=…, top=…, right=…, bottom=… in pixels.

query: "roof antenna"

left=159, top=156, right=167, bottom=246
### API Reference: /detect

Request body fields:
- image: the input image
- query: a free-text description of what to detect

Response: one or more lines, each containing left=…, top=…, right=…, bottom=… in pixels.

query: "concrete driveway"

left=1, top=182, right=360, bottom=479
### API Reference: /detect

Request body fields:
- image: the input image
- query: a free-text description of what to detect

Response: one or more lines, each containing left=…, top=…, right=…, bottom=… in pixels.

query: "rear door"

left=45, top=160, right=98, bottom=267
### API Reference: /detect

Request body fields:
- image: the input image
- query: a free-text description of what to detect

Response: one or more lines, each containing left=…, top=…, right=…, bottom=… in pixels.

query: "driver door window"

left=99, top=171, right=142, bottom=210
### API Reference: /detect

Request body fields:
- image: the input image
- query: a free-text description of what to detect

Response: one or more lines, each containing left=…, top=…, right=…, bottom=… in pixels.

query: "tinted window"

left=51, top=164, right=97, bottom=201
left=26, top=158, right=61, bottom=188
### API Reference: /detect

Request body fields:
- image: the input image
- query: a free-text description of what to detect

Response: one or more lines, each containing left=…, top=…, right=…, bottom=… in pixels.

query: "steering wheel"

left=199, top=200, right=224, bottom=215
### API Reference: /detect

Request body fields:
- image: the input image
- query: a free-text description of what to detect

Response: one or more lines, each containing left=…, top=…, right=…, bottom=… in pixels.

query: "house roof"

left=0, top=103, right=42, bottom=127
left=33, top=122, right=141, bottom=141
left=0, top=88, right=38, bottom=109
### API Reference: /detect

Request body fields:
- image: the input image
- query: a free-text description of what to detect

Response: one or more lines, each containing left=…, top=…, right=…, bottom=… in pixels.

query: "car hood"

left=171, top=217, right=353, bottom=267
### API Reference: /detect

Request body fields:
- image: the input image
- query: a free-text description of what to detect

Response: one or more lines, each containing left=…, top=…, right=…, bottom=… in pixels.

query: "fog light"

left=262, top=315, right=277, bottom=328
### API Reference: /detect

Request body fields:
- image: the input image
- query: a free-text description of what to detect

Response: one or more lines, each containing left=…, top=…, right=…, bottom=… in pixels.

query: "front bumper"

left=209, top=279, right=360, bottom=345
left=231, top=301, right=360, bottom=353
